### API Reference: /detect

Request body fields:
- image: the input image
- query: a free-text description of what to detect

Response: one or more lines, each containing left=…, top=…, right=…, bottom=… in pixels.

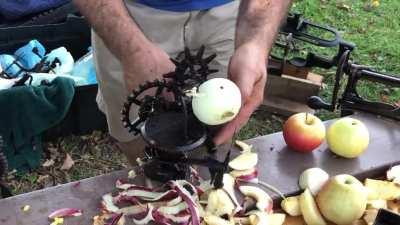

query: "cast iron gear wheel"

left=121, top=46, right=218, bottom=135
left=121, top=79, right=173, bottom=135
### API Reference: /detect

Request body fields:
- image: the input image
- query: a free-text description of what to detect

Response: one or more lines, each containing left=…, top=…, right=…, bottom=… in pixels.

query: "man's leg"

left=184, top=2, right=240, bottom=159
left=92, top=2, right=190, bottom=165
left=188, top=0, right=240, bottom=78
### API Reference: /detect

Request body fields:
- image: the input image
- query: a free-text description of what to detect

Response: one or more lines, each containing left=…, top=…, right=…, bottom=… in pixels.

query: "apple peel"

left=132, top=205, right=155, bottom=225
left=158, top=202, right=188, bottom=215
left=122, top=189, right=178, bottom=202
left=231, top=168, right=258, bottom=181
left=152, top=210, right=191, bottom=225
left=115, top=179, right=153, bottom=191
left=48, top=208, right=83, bottom=219
left=107, top=213, right=123, bottom=225
left=102, top=194, right=119, bottom=213
left=116, top=205, right=147, bottom=216
left=169, top=180, right=201, bottom=225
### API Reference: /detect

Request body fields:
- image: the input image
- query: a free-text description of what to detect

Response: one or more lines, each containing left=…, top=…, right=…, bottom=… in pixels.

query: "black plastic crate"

left=0, top=15, right=107, bottom=140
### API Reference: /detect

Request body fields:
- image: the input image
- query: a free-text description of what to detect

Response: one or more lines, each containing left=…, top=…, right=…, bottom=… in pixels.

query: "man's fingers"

left=213, top=78, right=266, bottom=145
left=213, top=94, right=259, bottom=145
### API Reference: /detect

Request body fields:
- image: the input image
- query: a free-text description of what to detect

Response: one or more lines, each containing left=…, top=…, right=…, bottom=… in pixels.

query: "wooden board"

left=265, top=74, right=323, bottom=103
left=0, top=112, right=399, bottom=225
left=262, top=73, right=323, bottom=115
left=261, top=96, right=315, bottom=116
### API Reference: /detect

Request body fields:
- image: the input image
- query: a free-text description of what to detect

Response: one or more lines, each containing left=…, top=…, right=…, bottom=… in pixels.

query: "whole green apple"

left=316, top=174, right=368, bottom=225
left=283, top=113, right=326, bottom=152
left=327, top=118, right=369, bottom=158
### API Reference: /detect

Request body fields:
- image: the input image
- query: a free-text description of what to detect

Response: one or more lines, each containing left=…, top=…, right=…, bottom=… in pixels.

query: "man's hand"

left=122, top=42, right=175, bottom=92
left=73, top=0, right=176, bottom=92
left=213, top=43, right=267, bottom=145
left=213, top=0, right=292, bottom=145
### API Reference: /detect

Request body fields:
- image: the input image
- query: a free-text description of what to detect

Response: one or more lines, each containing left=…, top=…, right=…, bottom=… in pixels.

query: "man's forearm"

left=73, top=0, right=148, bottom=63
left=236, top=0, right=292, bottom=57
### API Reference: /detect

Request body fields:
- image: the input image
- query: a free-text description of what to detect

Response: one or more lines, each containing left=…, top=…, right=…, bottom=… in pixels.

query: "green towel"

left=0, top=77, right=75, bottom=172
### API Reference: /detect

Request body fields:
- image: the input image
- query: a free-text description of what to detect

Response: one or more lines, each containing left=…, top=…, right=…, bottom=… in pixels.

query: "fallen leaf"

left=47, top=147, right=59, bottom=155
left=372, top=0, right=380, bottom=7
left=42, top=159, right=55, bottom=167
left=336, top=1, right=351, bottom=11
left=395, top=100, right=400, bottom=108
left=128, top=170, right=136, bottom=179
left=380, top=94, right=389, bottom=103
left=50, top=217, right=64, bottom=225
left=21, top=205, right=30, bottom=212
left=36, top=175, right=50, bottom=183
left=364, top=0, right=380, bottom=11
left=60, top=154, right=75, bottom=171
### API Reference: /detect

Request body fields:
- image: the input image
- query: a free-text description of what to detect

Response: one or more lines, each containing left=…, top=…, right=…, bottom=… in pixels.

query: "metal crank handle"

left=307, top=96, right=334, bottom=111
left=282, top=13, right=342, bottom=47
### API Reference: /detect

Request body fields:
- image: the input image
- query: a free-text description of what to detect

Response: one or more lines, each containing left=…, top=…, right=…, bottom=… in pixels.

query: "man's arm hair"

left=236, top=0, right=293, bottom=57
left=73, top=0, right=148, bottom=63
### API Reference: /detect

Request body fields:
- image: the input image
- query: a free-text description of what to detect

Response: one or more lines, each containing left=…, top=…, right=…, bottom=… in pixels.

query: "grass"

left=293, top=0, right=400, bottom=103
left=3, top=0, right=400, bottom=196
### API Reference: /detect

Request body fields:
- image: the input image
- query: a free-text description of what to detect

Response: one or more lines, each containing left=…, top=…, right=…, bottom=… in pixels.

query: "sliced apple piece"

left=299, top=168, right=329, bottom=196
left=268, top=213, right=286, bottom=225
left=235, top=140, right=253, bottom=153
left=387, top=165, right=400, bottom=184
left=249, top=211, right=268, bottom=225
left=223, top=174, right=242, bottom=213
left=203, top=214, right=234, bottom=225
left=239, top=186, right=273, bottom=213
left=281, top=195, right=302, bottom=216
left=229, top=152, right=258, bottom=171
left=364, top=178, right=400, bottom=200
left=206, top=189, right=235, bottom=217
left=299, top=189, right=327, bottom=225
left=363, top=209, right=378, bottom=225
left=367, top=199, right=387, bottom=209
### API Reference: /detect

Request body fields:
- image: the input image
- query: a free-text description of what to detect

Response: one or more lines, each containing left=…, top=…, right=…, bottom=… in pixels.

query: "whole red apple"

left=283, top=113, right=326, bottom=152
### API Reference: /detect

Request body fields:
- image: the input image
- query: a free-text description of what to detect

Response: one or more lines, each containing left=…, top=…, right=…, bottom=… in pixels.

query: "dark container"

left=0, top=15, right=108, bottom=140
